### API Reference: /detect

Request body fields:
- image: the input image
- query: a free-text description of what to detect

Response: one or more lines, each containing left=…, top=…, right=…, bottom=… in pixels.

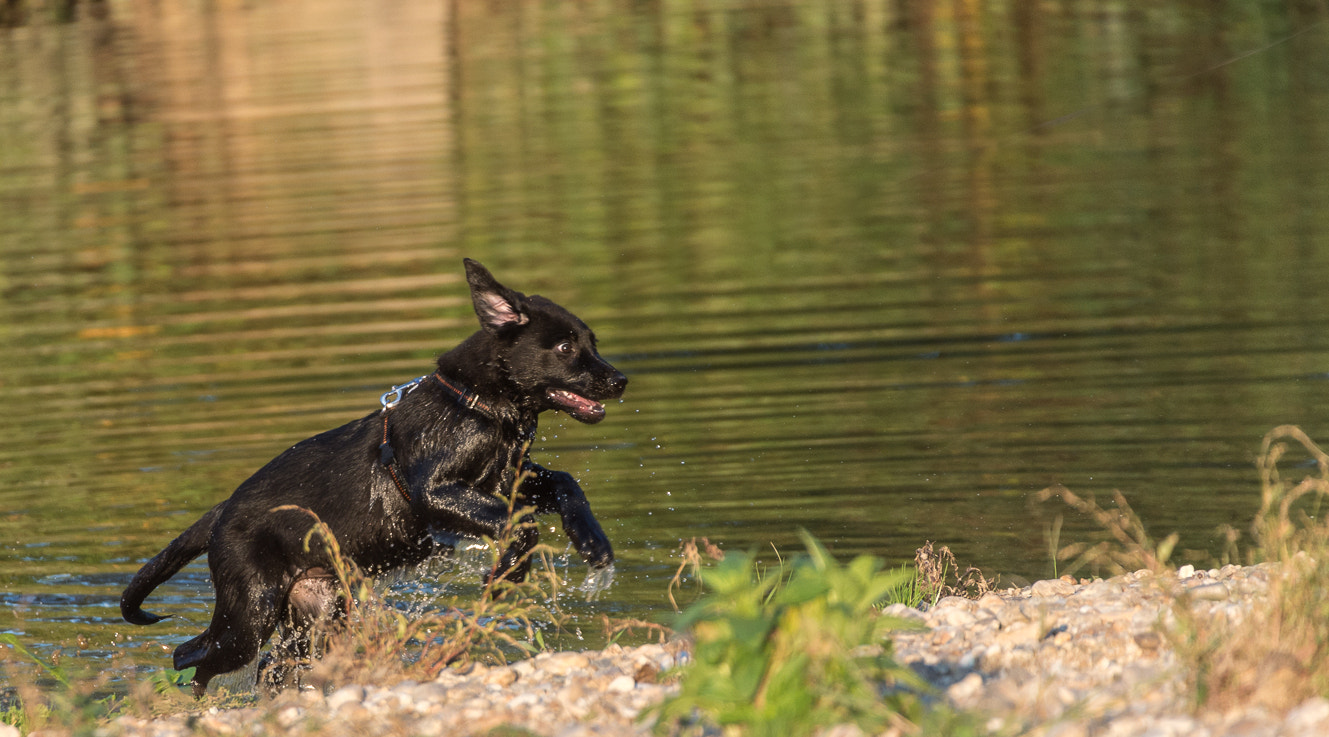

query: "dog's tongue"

left=547, top=389, right=606, bottom=424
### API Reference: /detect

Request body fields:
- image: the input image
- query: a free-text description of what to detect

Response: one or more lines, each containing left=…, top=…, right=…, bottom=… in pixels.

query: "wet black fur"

left=120, top=260, right=627, bottom=694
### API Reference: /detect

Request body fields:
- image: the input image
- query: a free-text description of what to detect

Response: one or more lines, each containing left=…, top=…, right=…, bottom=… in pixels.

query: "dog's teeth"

left=547, top=389, right=606, bottom=423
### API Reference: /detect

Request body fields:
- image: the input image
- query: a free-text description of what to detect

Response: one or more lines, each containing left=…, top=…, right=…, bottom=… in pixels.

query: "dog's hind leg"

left=258, top=571, right=342, bottom=694
left=175, top=580, right=285, bottom=696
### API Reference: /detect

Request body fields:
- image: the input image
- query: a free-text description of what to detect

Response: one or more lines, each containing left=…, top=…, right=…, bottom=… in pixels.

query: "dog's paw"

left=575, top=529, right=614, bottom=569
left=557, top=499, right=613, bottom=567
left=580, top=562, right=615, bottom=599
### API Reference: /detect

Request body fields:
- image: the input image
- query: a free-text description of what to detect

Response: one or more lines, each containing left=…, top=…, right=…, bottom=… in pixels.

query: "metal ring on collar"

left=380, top=375, right=430, bottom=411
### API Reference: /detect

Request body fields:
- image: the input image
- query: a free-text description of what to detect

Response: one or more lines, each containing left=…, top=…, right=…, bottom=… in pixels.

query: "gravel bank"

left=885, top=563, right=1326, bottom=737
left=92, top=564, right=1327, bottom=737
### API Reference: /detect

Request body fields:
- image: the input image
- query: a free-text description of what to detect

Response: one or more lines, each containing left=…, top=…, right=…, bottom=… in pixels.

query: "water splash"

left=579, top=564, right=615, bottom=601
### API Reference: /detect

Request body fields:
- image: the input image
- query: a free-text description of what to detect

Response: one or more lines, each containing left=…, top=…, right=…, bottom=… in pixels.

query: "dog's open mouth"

left=547, top=389, right=606, bottom=424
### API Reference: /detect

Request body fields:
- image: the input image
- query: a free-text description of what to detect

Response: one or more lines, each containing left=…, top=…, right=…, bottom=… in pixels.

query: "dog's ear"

left=464, top=259, right=529, bottom=332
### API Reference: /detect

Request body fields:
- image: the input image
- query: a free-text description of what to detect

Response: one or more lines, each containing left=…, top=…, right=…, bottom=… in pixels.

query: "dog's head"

left=464, top=259, right=627, bottom=424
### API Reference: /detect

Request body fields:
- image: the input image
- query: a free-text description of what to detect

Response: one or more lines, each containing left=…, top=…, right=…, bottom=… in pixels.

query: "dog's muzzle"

left=548, top=371, right=627, bottom=424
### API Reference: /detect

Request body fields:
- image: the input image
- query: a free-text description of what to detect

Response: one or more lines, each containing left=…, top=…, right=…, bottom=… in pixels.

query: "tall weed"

left=1185, top=425, right=1329, bottom=712
left=912, top=541, right=995, bottom=606
left=1033, top=485, right=1177, bottom=578
left=275, top=495, right=570, bottom=691
left=1038, top=425, right=1329, bottom=714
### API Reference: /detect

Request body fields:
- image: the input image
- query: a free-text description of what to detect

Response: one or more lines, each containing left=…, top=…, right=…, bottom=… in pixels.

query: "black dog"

left=121, top=259, right=626, bottom=694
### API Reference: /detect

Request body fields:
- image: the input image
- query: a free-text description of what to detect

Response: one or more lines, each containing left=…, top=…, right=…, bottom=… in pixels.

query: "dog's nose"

left=607, top=371, right=628, bottom=397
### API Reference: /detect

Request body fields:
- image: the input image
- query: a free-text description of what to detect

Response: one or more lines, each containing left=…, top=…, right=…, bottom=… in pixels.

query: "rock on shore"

left=96, top=564, right=1328, bottom=737
left=884, top=563, right=1327, bottom=736
left=104, top=643, right=685, bottom=737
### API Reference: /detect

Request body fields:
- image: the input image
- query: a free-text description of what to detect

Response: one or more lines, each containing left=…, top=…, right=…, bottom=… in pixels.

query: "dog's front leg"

left=413, top=483, right=540, bottom=583
left=520, top=464, right=614, bottom=569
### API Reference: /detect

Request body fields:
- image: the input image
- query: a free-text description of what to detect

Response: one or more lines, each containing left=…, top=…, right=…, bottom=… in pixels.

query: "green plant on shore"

left=653, top=530, right=932, bottom=737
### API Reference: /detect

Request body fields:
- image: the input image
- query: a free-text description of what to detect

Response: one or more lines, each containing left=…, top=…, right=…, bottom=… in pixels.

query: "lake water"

left=3, top=1, right=1329, bottom=675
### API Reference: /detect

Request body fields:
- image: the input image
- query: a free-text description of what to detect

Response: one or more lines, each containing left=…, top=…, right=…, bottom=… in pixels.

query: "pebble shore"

left=87, top=564, right=1327, bottom=737
left=884, top=562, right=1326, bottom=737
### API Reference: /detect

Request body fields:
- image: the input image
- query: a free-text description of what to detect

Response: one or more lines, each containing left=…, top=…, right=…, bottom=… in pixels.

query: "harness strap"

left=380, top=413, right=412, bottom=503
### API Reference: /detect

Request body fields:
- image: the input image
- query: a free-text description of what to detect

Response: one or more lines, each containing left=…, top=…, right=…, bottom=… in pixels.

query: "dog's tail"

left=120, top=502, right=224, bottom=625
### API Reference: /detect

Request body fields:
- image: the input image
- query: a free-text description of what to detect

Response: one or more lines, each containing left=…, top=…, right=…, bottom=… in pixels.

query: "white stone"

left=364, top=689, right=408, bottom=710
left=1030, top=578, right=1075, bottom=597
left=414, top=681, right=448, bottom=697
left=879, top=602, right=926, bottom=623
left=933, top=595, right=975, bottom=611
left=539, top=651, right=591, bottom=676
left=483, top=667, right=519, bottom=687
left=606, top=674, right=636, bottom=693
left=508, top=692, right=541, bottom=709
left=326, top=684, right=365, bottom=711
left=1138, top=716, right=1205, bottom=737
left=275, top=706, right=303, bottom=729
left=930, top=606, right=977, bottom=627
left=1284, top=697, right=1329, bottom=736
left=392, top=679, right=420, bottom=692
left=946, top=672, right=984, bottom=706
left=958, top=647, right=984, bottom=670
left=1043, top=721, right=1089, bottom=737
left=1188, top=582, right=1229, bottom=601
left=512, top=659, right=537, bottom=678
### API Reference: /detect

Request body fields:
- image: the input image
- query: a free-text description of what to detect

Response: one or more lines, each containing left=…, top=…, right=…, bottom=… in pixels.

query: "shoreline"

left=92, top=563, right=1327, bottom=737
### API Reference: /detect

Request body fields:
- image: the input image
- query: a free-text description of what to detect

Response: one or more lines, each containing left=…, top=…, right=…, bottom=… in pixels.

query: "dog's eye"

left=555, top=342, right=575, bottom=355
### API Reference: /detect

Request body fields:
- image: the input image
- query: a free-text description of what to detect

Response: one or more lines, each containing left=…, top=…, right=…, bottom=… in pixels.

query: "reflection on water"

left=2, top=1, right=1329, bottom=666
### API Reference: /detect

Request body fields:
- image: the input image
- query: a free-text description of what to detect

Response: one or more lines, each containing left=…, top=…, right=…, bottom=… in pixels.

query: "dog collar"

left=431, top=372, right=498, bottom=419
left=379, top=372, right=497, bottom=419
